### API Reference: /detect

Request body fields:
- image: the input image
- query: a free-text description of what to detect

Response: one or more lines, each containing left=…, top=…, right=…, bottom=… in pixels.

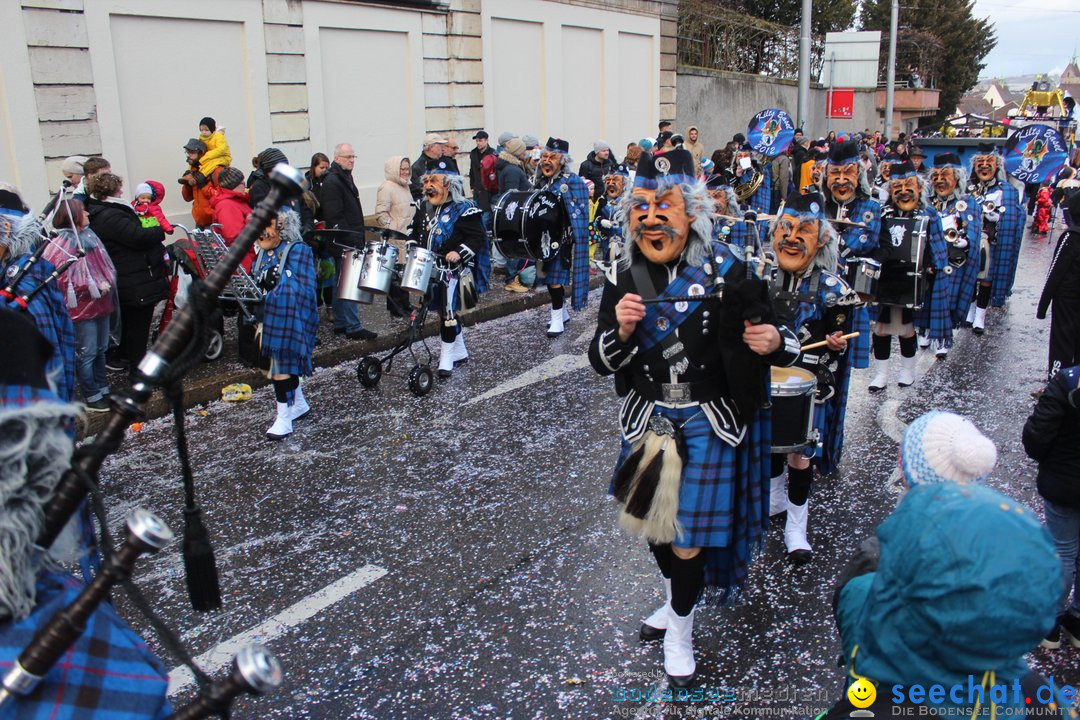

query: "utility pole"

left=797, top=0, right=811, bottom=131
left=884, top=0, right=899, bottom=139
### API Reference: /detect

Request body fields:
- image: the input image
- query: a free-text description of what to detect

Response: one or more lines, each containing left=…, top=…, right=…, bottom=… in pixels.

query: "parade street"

left=99, top=226, right=1077, bottom=720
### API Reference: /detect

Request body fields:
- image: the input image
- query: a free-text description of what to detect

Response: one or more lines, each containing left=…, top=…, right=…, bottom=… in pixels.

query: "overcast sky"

left=972, top=0, right=1078, bottom=79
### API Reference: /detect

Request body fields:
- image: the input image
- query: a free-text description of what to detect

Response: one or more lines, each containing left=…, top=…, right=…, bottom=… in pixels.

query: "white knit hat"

left=134, top=182, right=153, bottom=199
left=900, top=411, right=997, bottom=487
left=593, top=140, right=611, bottom=153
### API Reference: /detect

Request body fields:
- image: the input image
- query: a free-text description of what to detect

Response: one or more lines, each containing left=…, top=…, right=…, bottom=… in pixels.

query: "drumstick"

left=800, top=331, right=860, bottom=352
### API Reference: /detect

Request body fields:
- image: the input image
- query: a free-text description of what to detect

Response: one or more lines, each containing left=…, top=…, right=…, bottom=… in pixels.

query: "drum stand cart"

left=355, top=295, right=436, bottom=397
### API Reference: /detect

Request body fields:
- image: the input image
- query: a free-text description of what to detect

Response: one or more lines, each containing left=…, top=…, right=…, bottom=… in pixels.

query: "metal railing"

left=677, top=0, right=824, bottom=80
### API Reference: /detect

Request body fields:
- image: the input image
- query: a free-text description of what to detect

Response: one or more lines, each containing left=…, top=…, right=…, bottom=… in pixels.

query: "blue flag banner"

left=746, top=108, right=795, bottom=158
left=1004, top=124, right=1067, bottom=184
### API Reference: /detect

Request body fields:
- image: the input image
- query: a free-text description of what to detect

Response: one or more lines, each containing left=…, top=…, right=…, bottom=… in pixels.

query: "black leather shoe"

left=334, top=327, right=346, bottom=335
left=437, top=368, right=452, bottom=379
left=788, top=549, right=812, bottom=566
left=639, top=623, right=665, bottom=642
left=666, top=671, right=696, bottom=689
left=346, top=328, right=377, bottom=341
left=453, top=357, right=468, bottom=367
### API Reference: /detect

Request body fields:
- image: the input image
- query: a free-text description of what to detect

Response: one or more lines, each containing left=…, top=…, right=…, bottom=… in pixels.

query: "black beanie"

left=258, top=147, right=288, bottom=174
left=200, top=116, right=216, bottom=133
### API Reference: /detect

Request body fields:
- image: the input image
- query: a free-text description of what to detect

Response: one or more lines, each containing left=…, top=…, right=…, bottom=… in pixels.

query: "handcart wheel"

left=203, top=329, right=224, bottom=361
left=408, top=365, right=434, bottom=397
left=357, top=356, right=382, bottom=387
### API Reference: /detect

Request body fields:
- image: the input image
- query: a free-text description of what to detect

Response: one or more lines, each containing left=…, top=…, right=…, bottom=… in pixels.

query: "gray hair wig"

left=616, top=180, right=716, bottom=271
left=0, top=215, right=45, bottom=260
left=0, top=401, right=81, bottom=621
left=422, top=172, right=466, bottom=204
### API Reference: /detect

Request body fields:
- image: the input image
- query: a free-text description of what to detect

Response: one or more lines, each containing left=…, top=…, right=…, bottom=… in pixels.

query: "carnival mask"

left=889, top=176, right=921, bottom=212
left=422, top=174, right=450, bottom=206
left=826, top=164, right=859, bottom=203
left=879, top=163, right=893, bottom=181
left=771, top=216, right=822, bottom=275
left=708, top=189, right=729, bottom=216
left=973, top=154, right=999, bottom=183
left=810, top=161, right=826, bottom=186
left=539, top=150, right=562, bottom=179
left=604, top=174, right=626, bottom=200
left=257, top=218, right=282, bottom=251
left=930, top=167, right=958, bottom=198
left=629, top=185, right=692, bottom=264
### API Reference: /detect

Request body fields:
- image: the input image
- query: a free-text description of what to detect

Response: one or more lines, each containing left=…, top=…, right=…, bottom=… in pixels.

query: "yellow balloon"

left=847, top=677, right=877, bottom=709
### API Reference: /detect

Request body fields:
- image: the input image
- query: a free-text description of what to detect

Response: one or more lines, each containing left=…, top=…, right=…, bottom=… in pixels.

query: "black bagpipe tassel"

left=183, top=503, right=222, bottom=612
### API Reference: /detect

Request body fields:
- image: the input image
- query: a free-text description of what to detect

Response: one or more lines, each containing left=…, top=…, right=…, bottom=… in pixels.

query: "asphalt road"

left=96, top=222, right=1078, bottom=720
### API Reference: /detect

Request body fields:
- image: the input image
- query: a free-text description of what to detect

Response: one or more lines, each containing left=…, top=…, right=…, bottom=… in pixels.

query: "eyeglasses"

left=339, top=154, right=357, bottom=160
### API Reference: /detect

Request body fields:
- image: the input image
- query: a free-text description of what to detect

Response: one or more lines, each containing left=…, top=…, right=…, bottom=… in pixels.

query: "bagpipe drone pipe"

left=0, top=165, right=303, bottom=717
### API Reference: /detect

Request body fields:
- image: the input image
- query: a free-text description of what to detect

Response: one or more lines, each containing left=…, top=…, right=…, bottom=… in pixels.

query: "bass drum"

left=492, top=190, right=566, bottom=262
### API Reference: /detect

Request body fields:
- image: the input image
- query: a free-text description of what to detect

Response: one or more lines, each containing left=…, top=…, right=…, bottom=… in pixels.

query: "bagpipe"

left=0, top=165, right=304, bottom=717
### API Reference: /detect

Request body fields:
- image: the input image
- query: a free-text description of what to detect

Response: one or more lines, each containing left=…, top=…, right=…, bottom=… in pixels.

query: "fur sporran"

left=612, top=416, right=686, bottom=544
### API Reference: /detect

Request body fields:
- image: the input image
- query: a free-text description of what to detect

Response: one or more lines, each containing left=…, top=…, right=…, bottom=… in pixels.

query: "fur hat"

left=900, top=411, right=997, bottom=487
left=60, top=156, right=88, bottom=176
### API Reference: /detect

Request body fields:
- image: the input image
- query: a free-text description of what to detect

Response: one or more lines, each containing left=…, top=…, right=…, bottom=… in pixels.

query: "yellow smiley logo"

left=847, top=677, right=876, bottom=708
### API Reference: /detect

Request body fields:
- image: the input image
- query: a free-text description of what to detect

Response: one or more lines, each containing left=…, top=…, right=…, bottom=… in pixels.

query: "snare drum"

left=400, top=245, right=436, bottom=294
left=358, top=241, right=399, bottom=294
left=336, top=247, right=369, bottom=303
left=844, top=257, right=881, bottom=302
left=769, top=366, right=817, bottom=454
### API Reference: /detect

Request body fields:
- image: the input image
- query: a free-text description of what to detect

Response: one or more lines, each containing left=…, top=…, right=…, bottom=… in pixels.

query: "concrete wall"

left=0, top=0, right=671, bottom=218
left=676, top=66, right=879, bottom=151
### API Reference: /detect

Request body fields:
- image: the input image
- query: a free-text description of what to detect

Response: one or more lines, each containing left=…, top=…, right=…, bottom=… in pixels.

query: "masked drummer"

left=767, top=191, right=859, bottom=565
left=918, top=153, right=983, bottom=358
left=706, top=170, right=751, bottom=251
left=868, top=161, right=948, bottom=391
left=412, top=165, right=487, bottom=378
left=533, top=138, right=592, bottom=337
left=820, top=140, right=882, bottom=370
left=588, top=148, right=799, bottom=689
left=965, top=142, right=1024, bottom=334
left=872, top=152, right=903, bottom=204
left=254, top=208, right=319, bottom=441
left=595, top=163, right=631, bottom=269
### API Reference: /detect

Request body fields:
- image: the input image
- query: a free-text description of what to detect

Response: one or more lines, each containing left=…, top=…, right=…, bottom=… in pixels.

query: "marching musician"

left=871, top=152, right=903, bottom=204
left=588, top=149, right=799, bottom=688
left=0, top=308, right=171, bottom=717
left=767, top=191, right=859, bottom=565
left=0, top=186, right=76, bottom=403
left=705, top=170, right=751, bottom=251
left=732, top=144, right=772, bottom=218
left=253, top=208, right=319, bottom=441
left=965, top=142, right=1024, bottom=335
left=919, top=153, right=983, bottom=358
left=413, top=165, right=487, bottom=378
left=868, top=161, right=948, bottom=391
left=533, top=138, right=591, bottom=338
left=595, top=163, right=631, bottom=268
left=820, top=140, right=882, bottom=369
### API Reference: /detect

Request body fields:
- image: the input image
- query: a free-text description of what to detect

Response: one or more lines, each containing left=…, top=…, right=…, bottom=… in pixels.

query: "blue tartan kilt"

left=611, top=402, right=771, bottom=601
left=541, top=252, right=571, bottom=286
left=0, top=572, right=171, bottom=719
left=850, top=306, right=871, bottom=369
left=913, top=270, right=953, bottom=343
left=947, top=261, right=978, bottom=324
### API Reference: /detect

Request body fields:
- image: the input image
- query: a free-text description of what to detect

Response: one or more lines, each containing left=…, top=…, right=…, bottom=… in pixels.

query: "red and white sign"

left=827, top=89, right=855, bottom=119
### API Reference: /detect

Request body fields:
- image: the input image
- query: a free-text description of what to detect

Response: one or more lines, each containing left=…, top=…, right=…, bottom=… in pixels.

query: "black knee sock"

left=899, top=334, right=917, bottom=358
left=440, top=316, right=458, bottom=343
left=976, top=283, right=991, bottom=309
left=549, top=285, right=565, bottom=311
left=770, top=454, right=786, bottom=478
left=273, top=375, right=299, bottom=403
left=669, top=552, right=706, bottom=616
left=649, top=542, right=674, bottom=579
left=872, top=333, right=891, bottom=361
left=787, top=464, right=812, bottom=506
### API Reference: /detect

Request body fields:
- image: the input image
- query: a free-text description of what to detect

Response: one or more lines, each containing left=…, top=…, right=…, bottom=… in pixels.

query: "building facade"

left=1, top=0, right=675, bottom=216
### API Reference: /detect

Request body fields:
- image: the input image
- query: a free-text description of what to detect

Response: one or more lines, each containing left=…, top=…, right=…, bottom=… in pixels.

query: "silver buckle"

left=661, top=382, right=691, bottom=403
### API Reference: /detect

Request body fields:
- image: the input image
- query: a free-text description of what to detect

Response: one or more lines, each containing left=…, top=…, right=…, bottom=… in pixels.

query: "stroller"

left=156, top=224, right=263, bottom=361
left=344, top=228, right=467, bottom=397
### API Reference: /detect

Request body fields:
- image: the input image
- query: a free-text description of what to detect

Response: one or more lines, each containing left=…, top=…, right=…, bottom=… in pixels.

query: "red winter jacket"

left=132, top=180, right=174, bottom=233
left=210, top=186, right=255, bottom=272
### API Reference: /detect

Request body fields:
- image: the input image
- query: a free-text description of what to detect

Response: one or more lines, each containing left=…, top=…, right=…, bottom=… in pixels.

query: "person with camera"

left=252, top=208, right=318, bottom=441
